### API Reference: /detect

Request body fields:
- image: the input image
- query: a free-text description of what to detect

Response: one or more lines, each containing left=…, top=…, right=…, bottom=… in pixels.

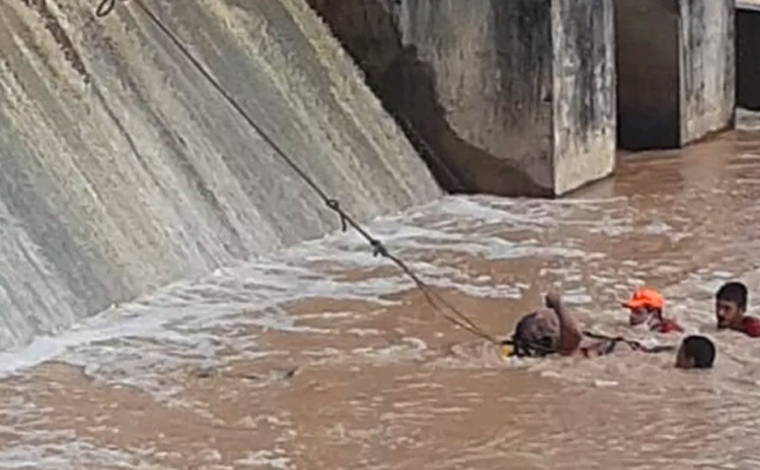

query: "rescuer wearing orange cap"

left=505, top=292, right=716, bottom=370
left=622, top=287, right=683, bottom=334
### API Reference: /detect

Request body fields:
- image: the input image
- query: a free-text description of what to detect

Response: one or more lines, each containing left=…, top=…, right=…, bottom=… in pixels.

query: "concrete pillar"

left=306, top=0, right=616, bottom=197
left=615, top=0, right=734, bottom=150
left=737, top=2, right=760, bottom=111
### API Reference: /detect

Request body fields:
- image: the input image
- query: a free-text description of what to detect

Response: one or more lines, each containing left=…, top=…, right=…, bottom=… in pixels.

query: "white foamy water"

left=0, top=195, right=634, bottom=383
left=4, top=158, right=760, bottom=469
left=0, top=196, right=617, bottom=376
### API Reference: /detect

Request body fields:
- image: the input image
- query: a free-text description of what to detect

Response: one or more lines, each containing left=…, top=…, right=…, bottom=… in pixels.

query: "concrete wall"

left=614, top=0, right=734, bottom=149
left=306, top=0, right=616, bottom=197
left=679, top=0, right=735, bottom=143
left=0, top=0, right=442, bottom=349
left=552, top=0, right=616, bottom=195
left=736, top=6, right=760, bottom=110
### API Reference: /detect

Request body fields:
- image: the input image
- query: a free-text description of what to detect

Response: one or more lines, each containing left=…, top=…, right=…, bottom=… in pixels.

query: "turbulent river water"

left=2, top=113, right=760, bottom=469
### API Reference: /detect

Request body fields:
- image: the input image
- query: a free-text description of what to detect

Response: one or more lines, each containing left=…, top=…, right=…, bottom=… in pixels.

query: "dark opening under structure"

left=614, top=0, right=681, bottom=150
left=614, top=0, right=734, bottom=151
left=736, top=3, right=760, bottom=111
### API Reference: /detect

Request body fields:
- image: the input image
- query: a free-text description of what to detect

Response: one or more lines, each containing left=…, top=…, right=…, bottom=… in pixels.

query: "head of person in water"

left=623, top=288, right=665, bottom=327
left=716, top=281, right=748, bottom=329
left=510, top=310, right=560, bottom=357
left=675, top=335, right=716, bottom=369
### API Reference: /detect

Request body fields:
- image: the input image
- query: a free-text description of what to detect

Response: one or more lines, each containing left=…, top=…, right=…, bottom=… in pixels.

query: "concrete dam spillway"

left=3, top=0, right=760, bottom=466
left=0, top=0, right=442, bottom=350
left=0, top=0, right=739, bottom=352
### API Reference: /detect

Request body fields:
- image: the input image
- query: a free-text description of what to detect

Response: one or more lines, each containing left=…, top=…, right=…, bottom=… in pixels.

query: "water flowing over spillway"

left=3, top=126, right=760, bottom=468
left=0, top=0, right=441, bottom=350
left=3, top=0, right=760, bottom=466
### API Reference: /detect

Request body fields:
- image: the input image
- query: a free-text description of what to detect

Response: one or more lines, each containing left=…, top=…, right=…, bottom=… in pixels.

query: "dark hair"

left=681, top=335, right=716, bottom=369
left=716, top=282, right=748, bottom=311
left=510, top=311, right=559, bottom=357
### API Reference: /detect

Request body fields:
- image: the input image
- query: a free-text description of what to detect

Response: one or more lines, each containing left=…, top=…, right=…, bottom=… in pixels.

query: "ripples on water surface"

left=4, top=121, right=760, bottom=468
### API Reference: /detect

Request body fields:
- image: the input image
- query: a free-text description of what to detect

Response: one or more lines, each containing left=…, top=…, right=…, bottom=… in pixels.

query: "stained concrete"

left=680, top=0, right=735, bottom=143
left=552, top=0, right=617, bottom=196
left=615, top=0, right=734, bottom=150
left=306, top=0, right=616, bottom=197
left=0, top=0, right=442, bottom=349
left=737, top=4, right=760, bottom=111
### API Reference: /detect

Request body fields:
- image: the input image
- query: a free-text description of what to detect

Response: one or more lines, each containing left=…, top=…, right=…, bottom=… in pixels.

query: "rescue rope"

left=94, top=0, right=499, bottom=344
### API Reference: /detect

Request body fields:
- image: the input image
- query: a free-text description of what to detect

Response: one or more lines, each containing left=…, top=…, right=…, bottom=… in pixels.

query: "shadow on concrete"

left=737, top=7, right=760, bottom=110
left=305, top=0, right=551, bottom=197
left=614, top=0, right=681, bottom=150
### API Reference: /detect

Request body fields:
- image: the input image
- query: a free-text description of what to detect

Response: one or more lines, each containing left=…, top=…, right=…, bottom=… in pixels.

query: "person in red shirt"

left=622, top=287, right=683, bottom=334
left=715, top=281, right=760, bottom=337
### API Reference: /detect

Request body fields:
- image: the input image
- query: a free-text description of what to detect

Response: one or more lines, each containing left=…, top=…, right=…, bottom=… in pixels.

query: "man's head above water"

left=716, top=281, right=748, bottom=329
left=675, top=335, right=716, bottom=369
left=511, top=309, right=560, bottom=357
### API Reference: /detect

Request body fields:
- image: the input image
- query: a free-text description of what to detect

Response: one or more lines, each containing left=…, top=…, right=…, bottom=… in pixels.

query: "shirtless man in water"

left=715, top=282, right=760, bottom=337
left=508, top=292, right=715, bottom=369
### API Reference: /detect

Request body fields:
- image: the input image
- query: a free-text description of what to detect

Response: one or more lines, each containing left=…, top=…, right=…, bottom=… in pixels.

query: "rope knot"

left=370, top=239, right=388, bottom=258
left=96, top=0, right=119, bottom=17
left=325, top=199, right=339, bottom=210
left=325, top=199, right=348, bottom=231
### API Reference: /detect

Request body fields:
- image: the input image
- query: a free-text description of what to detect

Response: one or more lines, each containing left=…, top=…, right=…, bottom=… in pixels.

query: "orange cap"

left=623, top=287, right=664, bottom=310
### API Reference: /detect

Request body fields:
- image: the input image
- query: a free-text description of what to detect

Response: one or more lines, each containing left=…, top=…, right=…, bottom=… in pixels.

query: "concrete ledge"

left=307, top=0, right=616, bottom=197
left=737, top=0, right=760, bottom=12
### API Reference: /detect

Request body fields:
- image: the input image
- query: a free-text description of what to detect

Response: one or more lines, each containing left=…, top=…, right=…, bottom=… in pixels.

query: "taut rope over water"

left=94, top=0, right=499, bottom=344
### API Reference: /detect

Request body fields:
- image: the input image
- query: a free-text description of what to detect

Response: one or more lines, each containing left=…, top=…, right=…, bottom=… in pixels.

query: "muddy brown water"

left=4, top=126, right=760, bottom=469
